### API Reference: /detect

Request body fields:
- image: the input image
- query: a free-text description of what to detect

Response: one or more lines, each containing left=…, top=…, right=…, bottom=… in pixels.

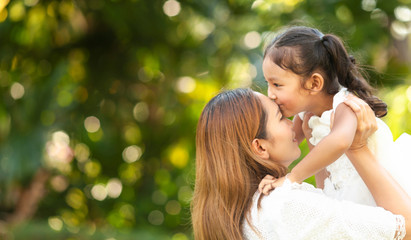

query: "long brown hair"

left=191, top=88, right=287, bottom=240
left=264, top=26, right=387, bottom=117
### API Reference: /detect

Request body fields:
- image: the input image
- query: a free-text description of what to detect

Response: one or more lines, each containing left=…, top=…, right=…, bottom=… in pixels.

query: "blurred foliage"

left=0, top=0, right=410, bottom=239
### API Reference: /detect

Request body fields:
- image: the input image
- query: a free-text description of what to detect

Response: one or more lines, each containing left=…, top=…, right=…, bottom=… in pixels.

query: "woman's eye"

left=273, top=83, right=280, bottom=87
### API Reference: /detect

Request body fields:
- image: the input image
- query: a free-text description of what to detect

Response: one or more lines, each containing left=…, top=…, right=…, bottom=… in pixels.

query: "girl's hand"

left=344, top=95, right=378, bottom=151
left=258, top=175, right=286, bottom=195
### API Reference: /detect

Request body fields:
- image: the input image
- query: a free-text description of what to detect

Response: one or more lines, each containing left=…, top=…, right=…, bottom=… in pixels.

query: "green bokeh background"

left=0, top=0, right=410, bottom=239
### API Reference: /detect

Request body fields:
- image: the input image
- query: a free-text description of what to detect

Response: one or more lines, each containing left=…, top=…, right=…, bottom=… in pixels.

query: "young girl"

left=259, top=26, right=411, bottom=206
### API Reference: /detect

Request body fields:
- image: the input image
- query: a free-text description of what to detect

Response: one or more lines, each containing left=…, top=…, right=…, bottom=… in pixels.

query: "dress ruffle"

left=301, top=88, right=411, bottom=206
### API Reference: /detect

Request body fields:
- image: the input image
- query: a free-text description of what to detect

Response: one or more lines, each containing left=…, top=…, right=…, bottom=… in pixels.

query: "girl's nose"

left=268, top=91, right=277, bottom=100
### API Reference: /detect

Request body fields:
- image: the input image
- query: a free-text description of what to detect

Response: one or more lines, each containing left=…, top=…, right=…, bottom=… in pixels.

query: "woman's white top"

left=242, top=179, right=406, bottom=240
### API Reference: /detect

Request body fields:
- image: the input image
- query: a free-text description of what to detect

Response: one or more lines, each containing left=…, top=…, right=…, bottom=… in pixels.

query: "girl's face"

left=256, top=93, right=301, bottom=167
left=262, top=57, right=311, bottom=118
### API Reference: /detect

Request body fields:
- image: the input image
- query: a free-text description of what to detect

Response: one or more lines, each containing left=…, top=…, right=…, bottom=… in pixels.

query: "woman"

left=191, top=88, right=411, bottom=239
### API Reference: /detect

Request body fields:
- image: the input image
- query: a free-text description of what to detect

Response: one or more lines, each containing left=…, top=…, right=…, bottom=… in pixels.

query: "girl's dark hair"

left=264, top=26, right=387, bottom=117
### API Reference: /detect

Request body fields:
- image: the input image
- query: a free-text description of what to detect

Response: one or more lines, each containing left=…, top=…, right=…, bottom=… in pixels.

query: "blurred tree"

left=0, top=0, right=409, bottom=239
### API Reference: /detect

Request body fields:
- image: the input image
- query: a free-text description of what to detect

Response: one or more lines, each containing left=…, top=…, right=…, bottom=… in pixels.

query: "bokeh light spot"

left=9, top=1, right=25, bottom=21
left=48, top=217, right=63, bottom=231
left=10, top=82, right=25, bottom=99
left=107, top=178, right=123, bottom=198
left=163, top=0, right=181, bottom=17
left=24, top=0, right=39, bottom=7
left=57, top=90, right=73, bottom=107
left=119, top=162, right=142, bottom=185
left=0, top=8, right=8, bottom=22
left=84, top=160, right=101, bottom=178
left=84, top=116, right=100, bottom=133
left=50, top=175, right=69, bottom=192
left=361, top=0, right=376, bottom=12
left=45, top=131, right=74, bottom=172
left=172, top=233, right=189, bottom=240
left=165, top=200, right=181, bottom=215
left=244, top=31, right=261, bottom=49
left=178, top=186, right=193, bottom=204
left=152, top=190, right=168, bottom=205
left=336, top=5, right=353, bottom=24
left=406, top=86, right=411, bottom=102
left=0, top=0, right=10, bottom=12
left=148, top=210, right=164, bottom=225
left=176, top=76, right=196, bottom=93
left=91, top=183, right=107, bottom=201
left=123, top=125, right=141, bottom=144
left=169, top=145, right=189, bottom=169
left=122, top=145, right=142, bottom=163
left=119, top=204, right=135, bottom=220
left=133, top=102, right=149, bottom=122
left=66, top=188, right=85, bottom=209
left=74, top=143, right=90, bottom=163
left=394, top=6, right=411, bottom=22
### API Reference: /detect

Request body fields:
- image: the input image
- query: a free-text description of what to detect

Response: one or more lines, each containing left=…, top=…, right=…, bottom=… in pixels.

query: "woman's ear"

left=305, top=73, right=324, bottom=93
left=252, top=138, right=269, bottom=160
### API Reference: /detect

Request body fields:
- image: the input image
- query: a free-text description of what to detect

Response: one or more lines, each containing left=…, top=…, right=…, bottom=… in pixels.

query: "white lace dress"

left=242, top=179, right=405, bottom=240
left=301, top=88, right=411, bottom=206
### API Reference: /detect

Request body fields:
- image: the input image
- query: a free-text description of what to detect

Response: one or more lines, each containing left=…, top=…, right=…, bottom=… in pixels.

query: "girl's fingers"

left=259, top=179, right=273, bottom=193
left=262, top=181, right=276, bottom=195
left=263, top=174, right=275, bottom=180
left=259, top=179, right=277, bottom=194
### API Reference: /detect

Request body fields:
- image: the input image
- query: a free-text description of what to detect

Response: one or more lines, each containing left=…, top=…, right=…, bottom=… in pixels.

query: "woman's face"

left=256, top=93, right=301, bottom=167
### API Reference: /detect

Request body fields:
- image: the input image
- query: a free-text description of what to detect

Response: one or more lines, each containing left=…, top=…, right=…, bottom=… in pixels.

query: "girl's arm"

left=259, top=106, right=353, bottom=193
left=300, top=112, right=328, bottom=188
left=288, top=103, right=357, bottom=183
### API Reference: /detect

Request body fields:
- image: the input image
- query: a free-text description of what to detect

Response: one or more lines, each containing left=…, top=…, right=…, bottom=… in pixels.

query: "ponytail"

left=265, top=26, right=387, bottom=117
left=321, top=35, right=387, bottom=117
